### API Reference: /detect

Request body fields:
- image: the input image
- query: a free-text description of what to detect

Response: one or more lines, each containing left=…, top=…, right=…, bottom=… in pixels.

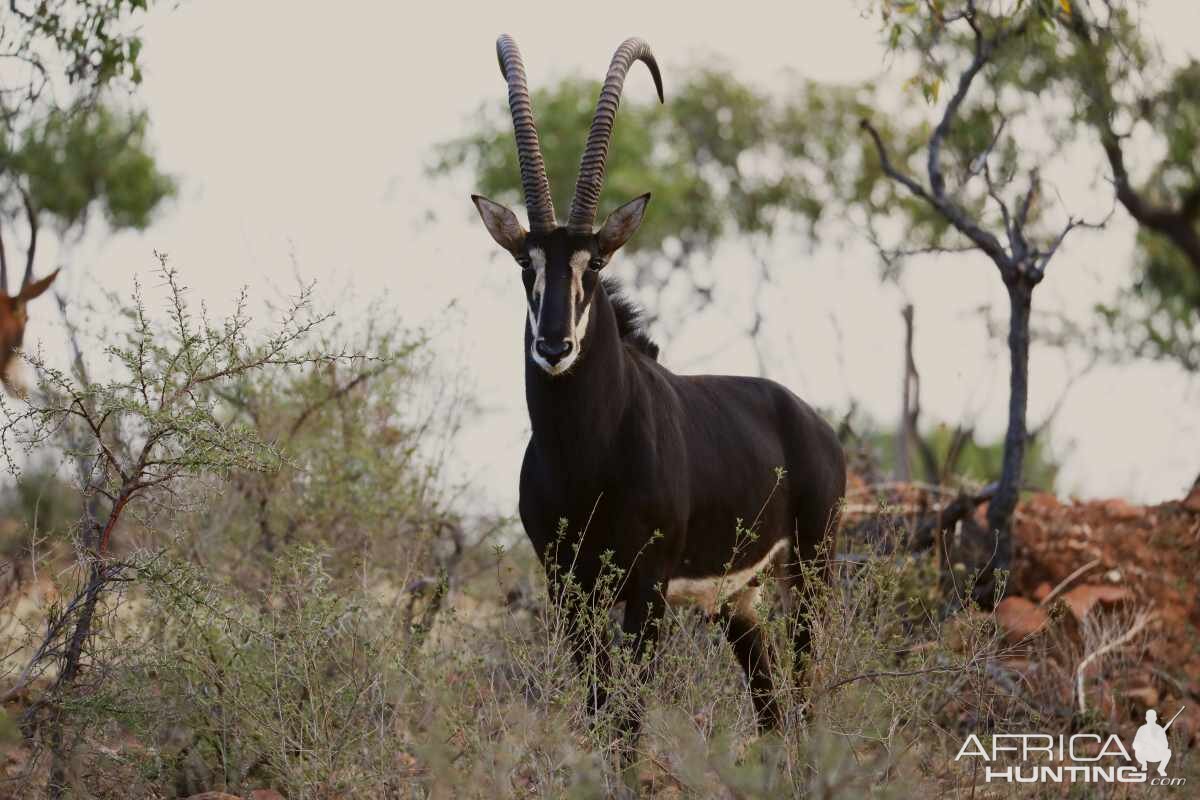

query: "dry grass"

left=2, top=490, right=1196, bottom=798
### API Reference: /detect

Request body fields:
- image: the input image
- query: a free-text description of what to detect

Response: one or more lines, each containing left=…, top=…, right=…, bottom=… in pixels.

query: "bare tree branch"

left=20, top=187, right=36, bottom=287
left=1076, top=610, right=1157, bottom=714
left=0, top=216, right=8, bottom=294
left=928, top=0, right=991, bottom=200
left=1065, top=5, right=1200, bottom=272
left=860, top=117, right=1009, bottom=265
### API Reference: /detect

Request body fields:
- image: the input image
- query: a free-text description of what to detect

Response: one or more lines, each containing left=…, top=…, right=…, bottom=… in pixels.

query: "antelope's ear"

left=597, top=193, right=650, bottom=256
left=18, top=269, right=61, bottom=302
left=472, top=195, right=526, bottom=254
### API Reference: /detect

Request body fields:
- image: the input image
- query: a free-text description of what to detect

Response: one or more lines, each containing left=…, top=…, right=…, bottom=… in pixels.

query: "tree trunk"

left=980, top=277, right=1033, bottom=605
left=896, top=304, right=916, bottom=481
left=47, top=559, right=105, bottom=798
left=47, top=490, right=118, bottom=797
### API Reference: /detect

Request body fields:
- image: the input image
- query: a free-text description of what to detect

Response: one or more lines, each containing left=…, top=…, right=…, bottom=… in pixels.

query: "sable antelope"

left=472, top=35, right=845, bottom=735
left=0, top=227, right=60, bottom=394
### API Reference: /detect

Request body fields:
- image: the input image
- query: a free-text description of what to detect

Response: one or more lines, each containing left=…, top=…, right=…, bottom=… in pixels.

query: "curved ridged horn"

left=495, top=35, right=556, bottom=232
left=568, top=38, right=664, bottom=234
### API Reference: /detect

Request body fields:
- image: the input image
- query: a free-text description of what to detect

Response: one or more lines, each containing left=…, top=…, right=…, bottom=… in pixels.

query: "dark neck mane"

left=602, top=277, right=659, bottom=361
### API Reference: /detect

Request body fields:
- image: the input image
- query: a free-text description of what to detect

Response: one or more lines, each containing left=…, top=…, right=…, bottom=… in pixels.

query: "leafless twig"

left=1076, top=610, right=1156, bottom=714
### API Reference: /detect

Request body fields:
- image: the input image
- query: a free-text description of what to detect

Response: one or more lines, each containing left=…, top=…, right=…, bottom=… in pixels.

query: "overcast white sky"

left=35, top=1, right=1200, bottom=509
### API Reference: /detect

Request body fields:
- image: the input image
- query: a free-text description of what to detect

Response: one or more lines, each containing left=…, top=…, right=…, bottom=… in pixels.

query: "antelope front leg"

left=547, top=569, right=611, bottom=718
left=614, top=574, right=667, bottom=751
left=574, top=594, right=613, bottom=719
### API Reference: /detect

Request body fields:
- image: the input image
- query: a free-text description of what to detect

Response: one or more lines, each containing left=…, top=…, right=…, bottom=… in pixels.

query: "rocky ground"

left=1003, top=483, right=1200, bottom=745
left=845, top=473, right=1200, bottom=751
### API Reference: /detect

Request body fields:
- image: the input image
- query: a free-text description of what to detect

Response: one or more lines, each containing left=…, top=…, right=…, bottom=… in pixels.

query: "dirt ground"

left=845, top=472, right=1200, bottom=750
left=1006, top=485, right=1200, bottom=745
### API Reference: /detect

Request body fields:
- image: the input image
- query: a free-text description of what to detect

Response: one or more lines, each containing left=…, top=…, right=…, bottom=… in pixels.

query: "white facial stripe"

left=528, top=248, right=546, bottom=335
left=665, top=539, right=789, bottom=616
left=530, top=248, right=547, bottom=289
left=570, top=251, right=589, bottom=343
left=576, top=304, right=591, bottom=346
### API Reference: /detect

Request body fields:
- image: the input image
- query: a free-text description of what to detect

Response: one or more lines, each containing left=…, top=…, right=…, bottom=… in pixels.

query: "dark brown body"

left=519, top=281, right=845, bottom=730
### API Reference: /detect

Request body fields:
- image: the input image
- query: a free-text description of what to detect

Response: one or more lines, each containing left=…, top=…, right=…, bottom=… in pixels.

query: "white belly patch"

left=665, top=539, right=788, bottom=616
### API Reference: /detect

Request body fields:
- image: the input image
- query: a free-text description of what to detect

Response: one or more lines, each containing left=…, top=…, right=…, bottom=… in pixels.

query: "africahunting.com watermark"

left=956, top=707, right=1187, bottom=787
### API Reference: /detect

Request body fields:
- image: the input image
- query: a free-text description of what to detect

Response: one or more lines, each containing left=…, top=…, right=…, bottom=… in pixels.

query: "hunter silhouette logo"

left=955, top=706, right=1187, bottom=786
left=1134, top=707, right=1183, bottom=777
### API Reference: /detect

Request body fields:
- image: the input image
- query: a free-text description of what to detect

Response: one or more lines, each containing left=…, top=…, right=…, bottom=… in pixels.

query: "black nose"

left=534, top=338, right=573, bottom=365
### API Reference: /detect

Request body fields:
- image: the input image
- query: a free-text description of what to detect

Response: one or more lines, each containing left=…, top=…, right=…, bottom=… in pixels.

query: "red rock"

left=995, top=596, right=1049, bottom=641
left=1123, top=685, right=1160, bottom=710
left=1025, top=493, right=1061, bottom=514
left=1183, top=482, right=1200, bottom=513
left=1032, top=582, right=1053, bottom=602
left=998, top=656, right=1033, bottom=673
left=1159, top=605, right=1189, bottom=625
left=249, top=792, right=286, bottom=800
left=184, top=794, right=241, bottom=800
left=1060, top=584, right=1130, bottom=621
left=1101, top=498, right=1142, bottom=520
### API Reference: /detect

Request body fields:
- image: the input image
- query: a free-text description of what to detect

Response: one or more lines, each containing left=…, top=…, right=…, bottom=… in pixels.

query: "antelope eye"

left=516, top=255, right=532, bottom=269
